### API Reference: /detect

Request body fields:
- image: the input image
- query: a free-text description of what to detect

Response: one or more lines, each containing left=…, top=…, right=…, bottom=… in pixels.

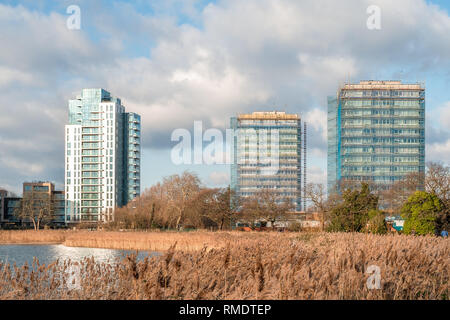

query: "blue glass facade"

left=123, top=112, right=141, bottom=203
left=230, top=112, right=303, bottom=211
left=327, top=81, right=425, bottom=193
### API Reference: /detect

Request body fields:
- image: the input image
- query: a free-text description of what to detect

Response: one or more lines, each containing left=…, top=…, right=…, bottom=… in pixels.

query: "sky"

left=0, top=0, right=449, bottom=195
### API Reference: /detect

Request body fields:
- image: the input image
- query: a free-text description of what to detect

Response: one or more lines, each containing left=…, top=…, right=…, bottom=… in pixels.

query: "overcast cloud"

left=0, top=0, right=449, bottom=193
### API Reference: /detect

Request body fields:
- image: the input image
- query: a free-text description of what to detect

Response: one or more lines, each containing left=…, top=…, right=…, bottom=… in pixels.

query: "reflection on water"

left=0, top=244, right=158, bottom=266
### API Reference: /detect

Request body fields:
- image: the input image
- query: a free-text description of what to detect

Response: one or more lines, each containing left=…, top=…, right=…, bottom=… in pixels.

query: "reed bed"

left=0, top=230, right=68, bottom=244
left=0, top=232, right=448, bottom=300
left=0, top=230, right=229, bottom=251
left=62, top=231, right=230, bottom=252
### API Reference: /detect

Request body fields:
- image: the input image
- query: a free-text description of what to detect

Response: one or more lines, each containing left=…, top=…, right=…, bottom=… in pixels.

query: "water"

left=0, top=244, right=158, bottom=266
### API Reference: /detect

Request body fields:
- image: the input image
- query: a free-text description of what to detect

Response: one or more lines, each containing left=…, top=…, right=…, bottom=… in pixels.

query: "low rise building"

left=1, top=182, right=65, bottom=228
left=0, top=189, right=21, bottom=228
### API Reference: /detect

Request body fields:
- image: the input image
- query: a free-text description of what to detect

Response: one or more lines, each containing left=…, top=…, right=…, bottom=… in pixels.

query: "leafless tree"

left=241, top=189, right=294, bottom=229
left=14, top=193, right=54, bottom=230
left=379, top=172, right=423, bottom=213
left=304, top=183, right=328, bottom=230
left=425, top=161, right=450, bottom=206
left=163, top=171, right=201, bottom=230
left=190, top=187, right=240, bottom=230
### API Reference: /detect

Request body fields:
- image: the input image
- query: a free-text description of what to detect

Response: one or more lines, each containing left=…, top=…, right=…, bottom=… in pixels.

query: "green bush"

left=327, top=183, right=379, bottom=232
left=366, top=209, right=387, bottom=234
left=401, top=191, right=443, bottom=235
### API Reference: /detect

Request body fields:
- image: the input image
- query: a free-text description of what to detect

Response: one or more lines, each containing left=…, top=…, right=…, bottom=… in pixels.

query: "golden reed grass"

left=0, top=230, right=67, bottom=244
left=0, top=231, right=448, bottom=300
left=0, top=230, right=228, bottom=251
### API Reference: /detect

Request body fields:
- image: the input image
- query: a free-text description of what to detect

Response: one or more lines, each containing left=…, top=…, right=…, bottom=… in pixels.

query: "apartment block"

left=0, top=189, right=21, bottom=227
left=65, top=89, right=141, bottom=223
left=327, top=80, right=425, bottom=192
left=23, top=182, right=65, bottom=226
left=230, top=111, right=305, bottom=211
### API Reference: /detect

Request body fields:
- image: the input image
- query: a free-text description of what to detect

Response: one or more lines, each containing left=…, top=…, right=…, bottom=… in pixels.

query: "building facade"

left=0, top=189, right=7, bottom=224
left=230, top=111, right=304, bottom=211
left=65, top=89, right=141, bottom=224
left=124, top=112, right=141, bottom=202
left=1, top=188, right=22, bottom=226
left=327, top=80, right=425, bottom=192
left=23, top=182, right=65, bottom=226
left=1, top=183, right=65, bottom=228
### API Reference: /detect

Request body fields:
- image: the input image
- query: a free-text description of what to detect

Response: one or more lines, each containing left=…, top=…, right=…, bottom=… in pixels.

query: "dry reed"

left=0, top=232, right=448, bottom=300
left=0, top=230, right=229, bottom=251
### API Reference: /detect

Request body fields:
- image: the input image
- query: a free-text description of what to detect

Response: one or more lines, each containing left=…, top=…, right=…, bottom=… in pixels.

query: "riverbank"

left=0, top=230, right=67, bottom=245
left=0, top=230, right=237, bottom=251
left=0, top=231, right=448, bottom=299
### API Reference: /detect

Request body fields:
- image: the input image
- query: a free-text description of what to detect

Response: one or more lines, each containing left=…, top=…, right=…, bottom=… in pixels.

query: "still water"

left=0, top=244, right=157, bottom=266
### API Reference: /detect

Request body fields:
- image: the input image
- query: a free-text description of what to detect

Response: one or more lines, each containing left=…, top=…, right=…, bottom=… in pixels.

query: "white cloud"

left=306, top=165, right=327, bottom=186
left=207, top=171, right=230, bottom=186
left=0, top=66, right=34, bottom=86
left=437, top=102, right=450, bottom=128
left=1, top=0, right=450, bottom=190
left=304, top=108, right=327, bottom=142
left=0, top=157, right=44, bottom=175
left=427, top=139, right=450, bottom=165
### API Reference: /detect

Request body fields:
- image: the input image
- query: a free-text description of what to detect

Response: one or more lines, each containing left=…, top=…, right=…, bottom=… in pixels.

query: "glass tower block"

left=65, top=89, right=141, bottom=223
left=230, top=111, right=303, bottom=211
left=327, top=81, right=425, bottom=193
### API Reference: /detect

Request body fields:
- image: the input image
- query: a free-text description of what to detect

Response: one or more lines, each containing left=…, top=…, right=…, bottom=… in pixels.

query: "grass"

left=0, top=231, right=448, bottom=299
left=0, top=230, right=67, bottom=244
left=0, top=230, right=231, bottom=251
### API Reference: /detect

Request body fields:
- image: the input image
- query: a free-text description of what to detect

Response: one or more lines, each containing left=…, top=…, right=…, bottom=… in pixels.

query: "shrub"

left=401, top=191, right=443, bottom=235
left=327, top=183, right=379, bottom=232
left=366, top=209, right=387, bottom=234
left=288, top=221, right=302, bottom=232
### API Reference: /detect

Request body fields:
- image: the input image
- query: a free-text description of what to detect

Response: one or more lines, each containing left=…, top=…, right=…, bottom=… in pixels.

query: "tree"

left=380, top=162, right=449, bottom=215
left=401, top=191, right=443, bottom=235
left=199, top=187, right=240, bottom=230
left=305, top=183, right=330, bottom=230
left=327, top=183, right=379, bottom=232
left=380, top=172, right=423, bottom=213
left=188, top=188, right=220, bottom=229
left=15, top=193, right=54, bottom=230
left=241, top=189, right=294, bottom=229
left=425, top=162, right=450, bottom=207
left=366, top=209, right=387, bottom=234
left=163, top=171, right=201, bottom=230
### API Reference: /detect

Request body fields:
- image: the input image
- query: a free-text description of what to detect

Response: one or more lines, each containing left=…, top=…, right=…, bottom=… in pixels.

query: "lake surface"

left=0, top=244, right=158, bottom=266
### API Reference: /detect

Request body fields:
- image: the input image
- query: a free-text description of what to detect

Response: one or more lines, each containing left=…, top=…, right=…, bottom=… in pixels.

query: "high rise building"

left=65, top=89, right=141, bottom=223
left=327, top=80, right=425, bottom=193
left=124, top=112, right=141, bottom=202
left=230, top=111, right=305, bottom=212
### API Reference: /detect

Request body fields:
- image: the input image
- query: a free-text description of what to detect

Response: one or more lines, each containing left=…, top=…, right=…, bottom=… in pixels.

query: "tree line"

left=306, top=161, right=449, bottom=235
left=7, top=161, right=449, bottom=235
left=108, top=171, right=295, bottom=231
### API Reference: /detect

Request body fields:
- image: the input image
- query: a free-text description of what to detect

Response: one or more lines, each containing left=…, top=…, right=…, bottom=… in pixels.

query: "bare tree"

left=379, top=172, right=423, bottom=213
left=241, top=189, right=294, bottom=229
left=15, top=193, right=54, bottom=230
left=215, top=187, right=240, bottom=230
left=425, top=162, right=450, bottom=206
left=164, top=171, right=201, bottom=230
left=305, top=183, right=329, bottom=230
